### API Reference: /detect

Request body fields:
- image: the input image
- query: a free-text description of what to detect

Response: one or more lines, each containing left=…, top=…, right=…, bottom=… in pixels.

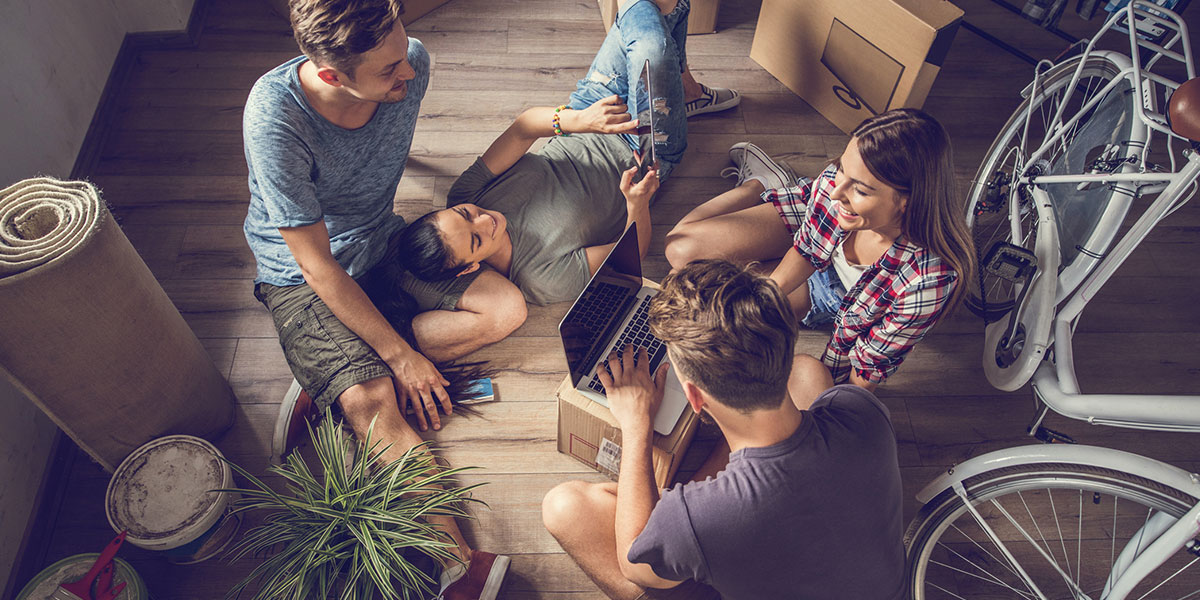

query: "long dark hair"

left=358, top=236, right=493, bottom=404
left=851, top=108, right=976, bottom=309
left=395, top=211, right=467, bottom=282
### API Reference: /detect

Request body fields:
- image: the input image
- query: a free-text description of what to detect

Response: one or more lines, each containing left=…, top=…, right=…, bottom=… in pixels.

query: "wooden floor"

left=27, top=0, right=1200, bottom=598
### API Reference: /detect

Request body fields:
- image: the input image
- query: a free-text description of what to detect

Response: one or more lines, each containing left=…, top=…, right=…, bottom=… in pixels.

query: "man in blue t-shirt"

left=241, top=1, right=522, bottom=597
left=541, top=259, right=906, bottom=600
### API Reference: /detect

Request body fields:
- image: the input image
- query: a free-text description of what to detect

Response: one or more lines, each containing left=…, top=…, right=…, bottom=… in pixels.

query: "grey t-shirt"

left=446, top=133, right=636, bottom=305
left=242, top=39, right=429, bottom=286
left=628, top=385, right=906, bottom=600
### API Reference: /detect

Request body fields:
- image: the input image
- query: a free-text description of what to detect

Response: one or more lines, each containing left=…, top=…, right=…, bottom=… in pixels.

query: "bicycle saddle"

left=1168, top=77, right=1200, bottom=142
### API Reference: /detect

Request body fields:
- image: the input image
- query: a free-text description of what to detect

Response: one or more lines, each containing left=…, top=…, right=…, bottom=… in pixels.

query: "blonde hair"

left=852, top=108, right=976, bottom=309
left=289, top=0, right=405, bottom=79
left=649, top=260, right=796, bottom=412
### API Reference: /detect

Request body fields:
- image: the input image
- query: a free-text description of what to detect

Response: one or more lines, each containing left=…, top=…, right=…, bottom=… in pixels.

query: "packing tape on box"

left=0, top=177, right=235, bottom=471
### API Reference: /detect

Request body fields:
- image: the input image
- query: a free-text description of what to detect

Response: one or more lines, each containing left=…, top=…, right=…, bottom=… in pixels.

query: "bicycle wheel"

left=965, top=51, right=1142, bottom=320
left=905, top=462, right=1200, bottom=599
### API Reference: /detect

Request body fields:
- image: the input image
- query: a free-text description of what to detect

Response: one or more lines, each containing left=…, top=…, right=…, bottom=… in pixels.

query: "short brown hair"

left=289, top=0, right=405, bottom=79
left=649, top=260, right=797, bottom=412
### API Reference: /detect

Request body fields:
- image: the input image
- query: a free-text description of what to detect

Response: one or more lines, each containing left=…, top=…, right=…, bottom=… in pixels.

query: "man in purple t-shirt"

left=542, top=259, right=906, bottom=600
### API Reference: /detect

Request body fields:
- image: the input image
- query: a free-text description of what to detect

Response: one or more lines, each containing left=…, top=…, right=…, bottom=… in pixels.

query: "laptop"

left=633, top=59, right=658, bottom=181
left=558, top=223, right=690, bottom=435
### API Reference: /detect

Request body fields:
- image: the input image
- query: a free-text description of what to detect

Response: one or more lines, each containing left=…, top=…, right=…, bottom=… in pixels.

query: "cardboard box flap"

left=893, top=0, right=965, bottom=30
left=750, top=0, right=963, bottom=133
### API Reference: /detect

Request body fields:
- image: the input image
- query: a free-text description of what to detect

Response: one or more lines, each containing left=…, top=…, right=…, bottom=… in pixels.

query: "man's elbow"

left=618, top=561, right=680, bottom=590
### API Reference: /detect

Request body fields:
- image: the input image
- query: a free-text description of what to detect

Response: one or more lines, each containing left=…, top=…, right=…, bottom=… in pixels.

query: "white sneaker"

left=685, top=84, right=741, bottom=117
left=721, top=142, right=798, bottom=190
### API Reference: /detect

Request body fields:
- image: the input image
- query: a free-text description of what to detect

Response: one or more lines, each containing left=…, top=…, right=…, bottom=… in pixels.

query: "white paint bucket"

left=105, top=435, right=241, bottom=564
left=16, top=554, right=146, bottom=600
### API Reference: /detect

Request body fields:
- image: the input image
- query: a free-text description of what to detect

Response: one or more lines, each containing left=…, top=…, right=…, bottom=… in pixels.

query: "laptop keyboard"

left=562, top=281, right=627, bottom=345
left=587, top=295, right=666, bottom=395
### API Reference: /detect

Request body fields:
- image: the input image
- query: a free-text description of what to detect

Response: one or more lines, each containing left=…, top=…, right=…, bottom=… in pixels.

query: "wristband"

left=552, top=105, right=571, bottom=137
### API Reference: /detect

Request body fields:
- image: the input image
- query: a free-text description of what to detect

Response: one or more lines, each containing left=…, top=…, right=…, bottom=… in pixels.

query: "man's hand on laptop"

left=597, top=345, right=667, bottom=438
left=389, top=350, right=451, bottom=432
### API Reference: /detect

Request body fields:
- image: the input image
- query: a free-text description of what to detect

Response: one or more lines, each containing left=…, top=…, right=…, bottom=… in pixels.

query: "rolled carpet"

left=0, top=177, right=235, bottom=471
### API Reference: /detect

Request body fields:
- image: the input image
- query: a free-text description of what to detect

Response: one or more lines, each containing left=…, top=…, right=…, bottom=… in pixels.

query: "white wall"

left=0, top=0, right=195, bottom=591
left=0, top=0, right=195, bottom=187
left=0, top=378, right=56, bottom=593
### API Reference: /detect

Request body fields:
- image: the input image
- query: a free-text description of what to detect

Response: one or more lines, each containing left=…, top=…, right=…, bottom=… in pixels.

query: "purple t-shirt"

left=628, top=385, right=905, bottom=600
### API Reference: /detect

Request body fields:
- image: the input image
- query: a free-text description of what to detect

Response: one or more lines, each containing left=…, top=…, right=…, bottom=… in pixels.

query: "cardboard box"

left=263, top=0, right=452, bottom=26
left=556, top=376, right=699, bottom=488
left=599, top=0, right=721, bottom=35
left=750, top=0, right=962, bottom=133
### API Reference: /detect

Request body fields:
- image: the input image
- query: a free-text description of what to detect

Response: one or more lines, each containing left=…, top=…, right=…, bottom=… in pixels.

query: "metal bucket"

left=105, top=435, right=241, bottom=564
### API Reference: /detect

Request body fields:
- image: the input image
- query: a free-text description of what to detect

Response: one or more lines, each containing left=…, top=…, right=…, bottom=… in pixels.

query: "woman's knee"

left=664, top=226, right=701, bottom=269
left=466, top=271, right=528, bottom=339
left=788, top=353, right=833, bottom=409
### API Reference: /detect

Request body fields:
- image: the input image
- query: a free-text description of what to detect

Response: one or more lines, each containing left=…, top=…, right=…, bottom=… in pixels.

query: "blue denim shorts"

left=801, top=267, right=847, bottom=328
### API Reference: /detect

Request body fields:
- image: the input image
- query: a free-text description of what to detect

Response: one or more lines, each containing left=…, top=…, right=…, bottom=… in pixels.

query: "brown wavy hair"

left=648, top=260, right=797, bottom=413
left=289, top=0, right=405, bottom=79
left=852, top=108, right=976, bottom=309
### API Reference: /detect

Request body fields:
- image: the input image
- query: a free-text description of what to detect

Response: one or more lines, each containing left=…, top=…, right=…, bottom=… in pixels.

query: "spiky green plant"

left=222, top=410, right=485, bottom=600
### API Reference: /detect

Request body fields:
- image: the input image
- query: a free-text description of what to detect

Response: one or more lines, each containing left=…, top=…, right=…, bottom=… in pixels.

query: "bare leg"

left=542, top=481, right=645, bottom=600
left=788, top=353, right=833, bottom=410
left=681, top=65, right=703, bottom=103
left=411, top=269, right=526, bottom=362
left=339, top=377, right=471, bottom=563
left=664, top=181, right=793, bottom=269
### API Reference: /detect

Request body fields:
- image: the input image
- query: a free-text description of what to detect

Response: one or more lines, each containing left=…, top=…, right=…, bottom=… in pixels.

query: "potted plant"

left=222, top=410, right=484, bottom=600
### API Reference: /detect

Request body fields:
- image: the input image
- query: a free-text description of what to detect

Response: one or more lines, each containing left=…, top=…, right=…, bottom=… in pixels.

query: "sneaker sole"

left=687, top=92, right=741, bottom=117
left=270, top=378, right=305, bottom=466
left=479, top=554, right=510, bottom=600
left=728, top=142, right=796, bottom=190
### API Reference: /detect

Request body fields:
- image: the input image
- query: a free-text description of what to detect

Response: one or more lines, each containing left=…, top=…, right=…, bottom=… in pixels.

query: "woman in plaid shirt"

left=665, top=109, right=976, bottom=391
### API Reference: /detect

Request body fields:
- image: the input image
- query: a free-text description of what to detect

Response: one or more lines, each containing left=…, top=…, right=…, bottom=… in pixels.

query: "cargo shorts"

left=254, top=267, right=480, bottom=410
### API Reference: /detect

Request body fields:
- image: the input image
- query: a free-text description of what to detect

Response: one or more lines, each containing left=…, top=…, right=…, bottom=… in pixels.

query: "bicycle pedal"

left=983, top=242, right=1038, bottom=283
left=1033, top=427, right=1076, bottom=444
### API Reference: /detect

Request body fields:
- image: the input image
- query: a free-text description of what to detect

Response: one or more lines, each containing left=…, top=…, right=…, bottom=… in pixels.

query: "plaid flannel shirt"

left=765, top=165, right=959, bottom=384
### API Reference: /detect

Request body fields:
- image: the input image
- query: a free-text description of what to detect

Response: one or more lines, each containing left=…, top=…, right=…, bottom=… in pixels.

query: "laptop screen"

left=634, top=59, right=656, bottom=178
left=559, top=223, right=644, bottom=386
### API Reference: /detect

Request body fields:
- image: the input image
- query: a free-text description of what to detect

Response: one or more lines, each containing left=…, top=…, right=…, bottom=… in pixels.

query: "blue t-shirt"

left=628, top=385, right=906, bottom=600
left=242, top=39, right=429, bottom=286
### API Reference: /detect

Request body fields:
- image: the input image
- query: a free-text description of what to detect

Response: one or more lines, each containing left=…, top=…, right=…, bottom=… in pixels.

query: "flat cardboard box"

left=750, top=0, right=962, bottom=133
left=556, top=375, right=699, bottom=488
left=598, top=0, right=721, bottom=35
left=263, top=0, right=452, bottom=25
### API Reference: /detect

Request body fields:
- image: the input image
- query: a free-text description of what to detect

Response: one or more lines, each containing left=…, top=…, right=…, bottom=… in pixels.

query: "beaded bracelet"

left=552, top=105, right=571, bottom=137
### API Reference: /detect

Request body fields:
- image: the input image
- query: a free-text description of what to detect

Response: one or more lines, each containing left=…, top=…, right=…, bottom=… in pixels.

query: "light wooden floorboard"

left=30, top=0, right=1200, bottom=597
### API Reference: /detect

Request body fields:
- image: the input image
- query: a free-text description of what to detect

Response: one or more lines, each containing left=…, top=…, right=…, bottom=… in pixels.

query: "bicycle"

left=904, top=2, right=1200, bottom=598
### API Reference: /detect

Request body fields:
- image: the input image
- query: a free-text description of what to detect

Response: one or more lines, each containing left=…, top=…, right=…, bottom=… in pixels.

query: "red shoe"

left=437, top=550, right=510, bottom=600
left=271, top=379, right=316, bottom=465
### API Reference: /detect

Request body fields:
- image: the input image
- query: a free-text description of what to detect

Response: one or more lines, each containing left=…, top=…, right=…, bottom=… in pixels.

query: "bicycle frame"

left=991, top=2, right=1200, bottom=430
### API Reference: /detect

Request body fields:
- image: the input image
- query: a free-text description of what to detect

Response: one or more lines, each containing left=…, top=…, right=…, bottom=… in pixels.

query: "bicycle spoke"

left=1018, top=490, right=1061, bottom=572
left=1134, top=556, right=1200, bottom=600
left=1076, top=491, right=1083, bottom=590
left=927, top=579, right=970, bottom=600
left=991, top=497, right=1090, bottom=598
left=949, top=522, right=1023, bottom=580
left=1047, top=489, right=1076, bottom=583
left=955, top=484, right=1049, bottom=599
left=929, top=557, right=1039, bottom=599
